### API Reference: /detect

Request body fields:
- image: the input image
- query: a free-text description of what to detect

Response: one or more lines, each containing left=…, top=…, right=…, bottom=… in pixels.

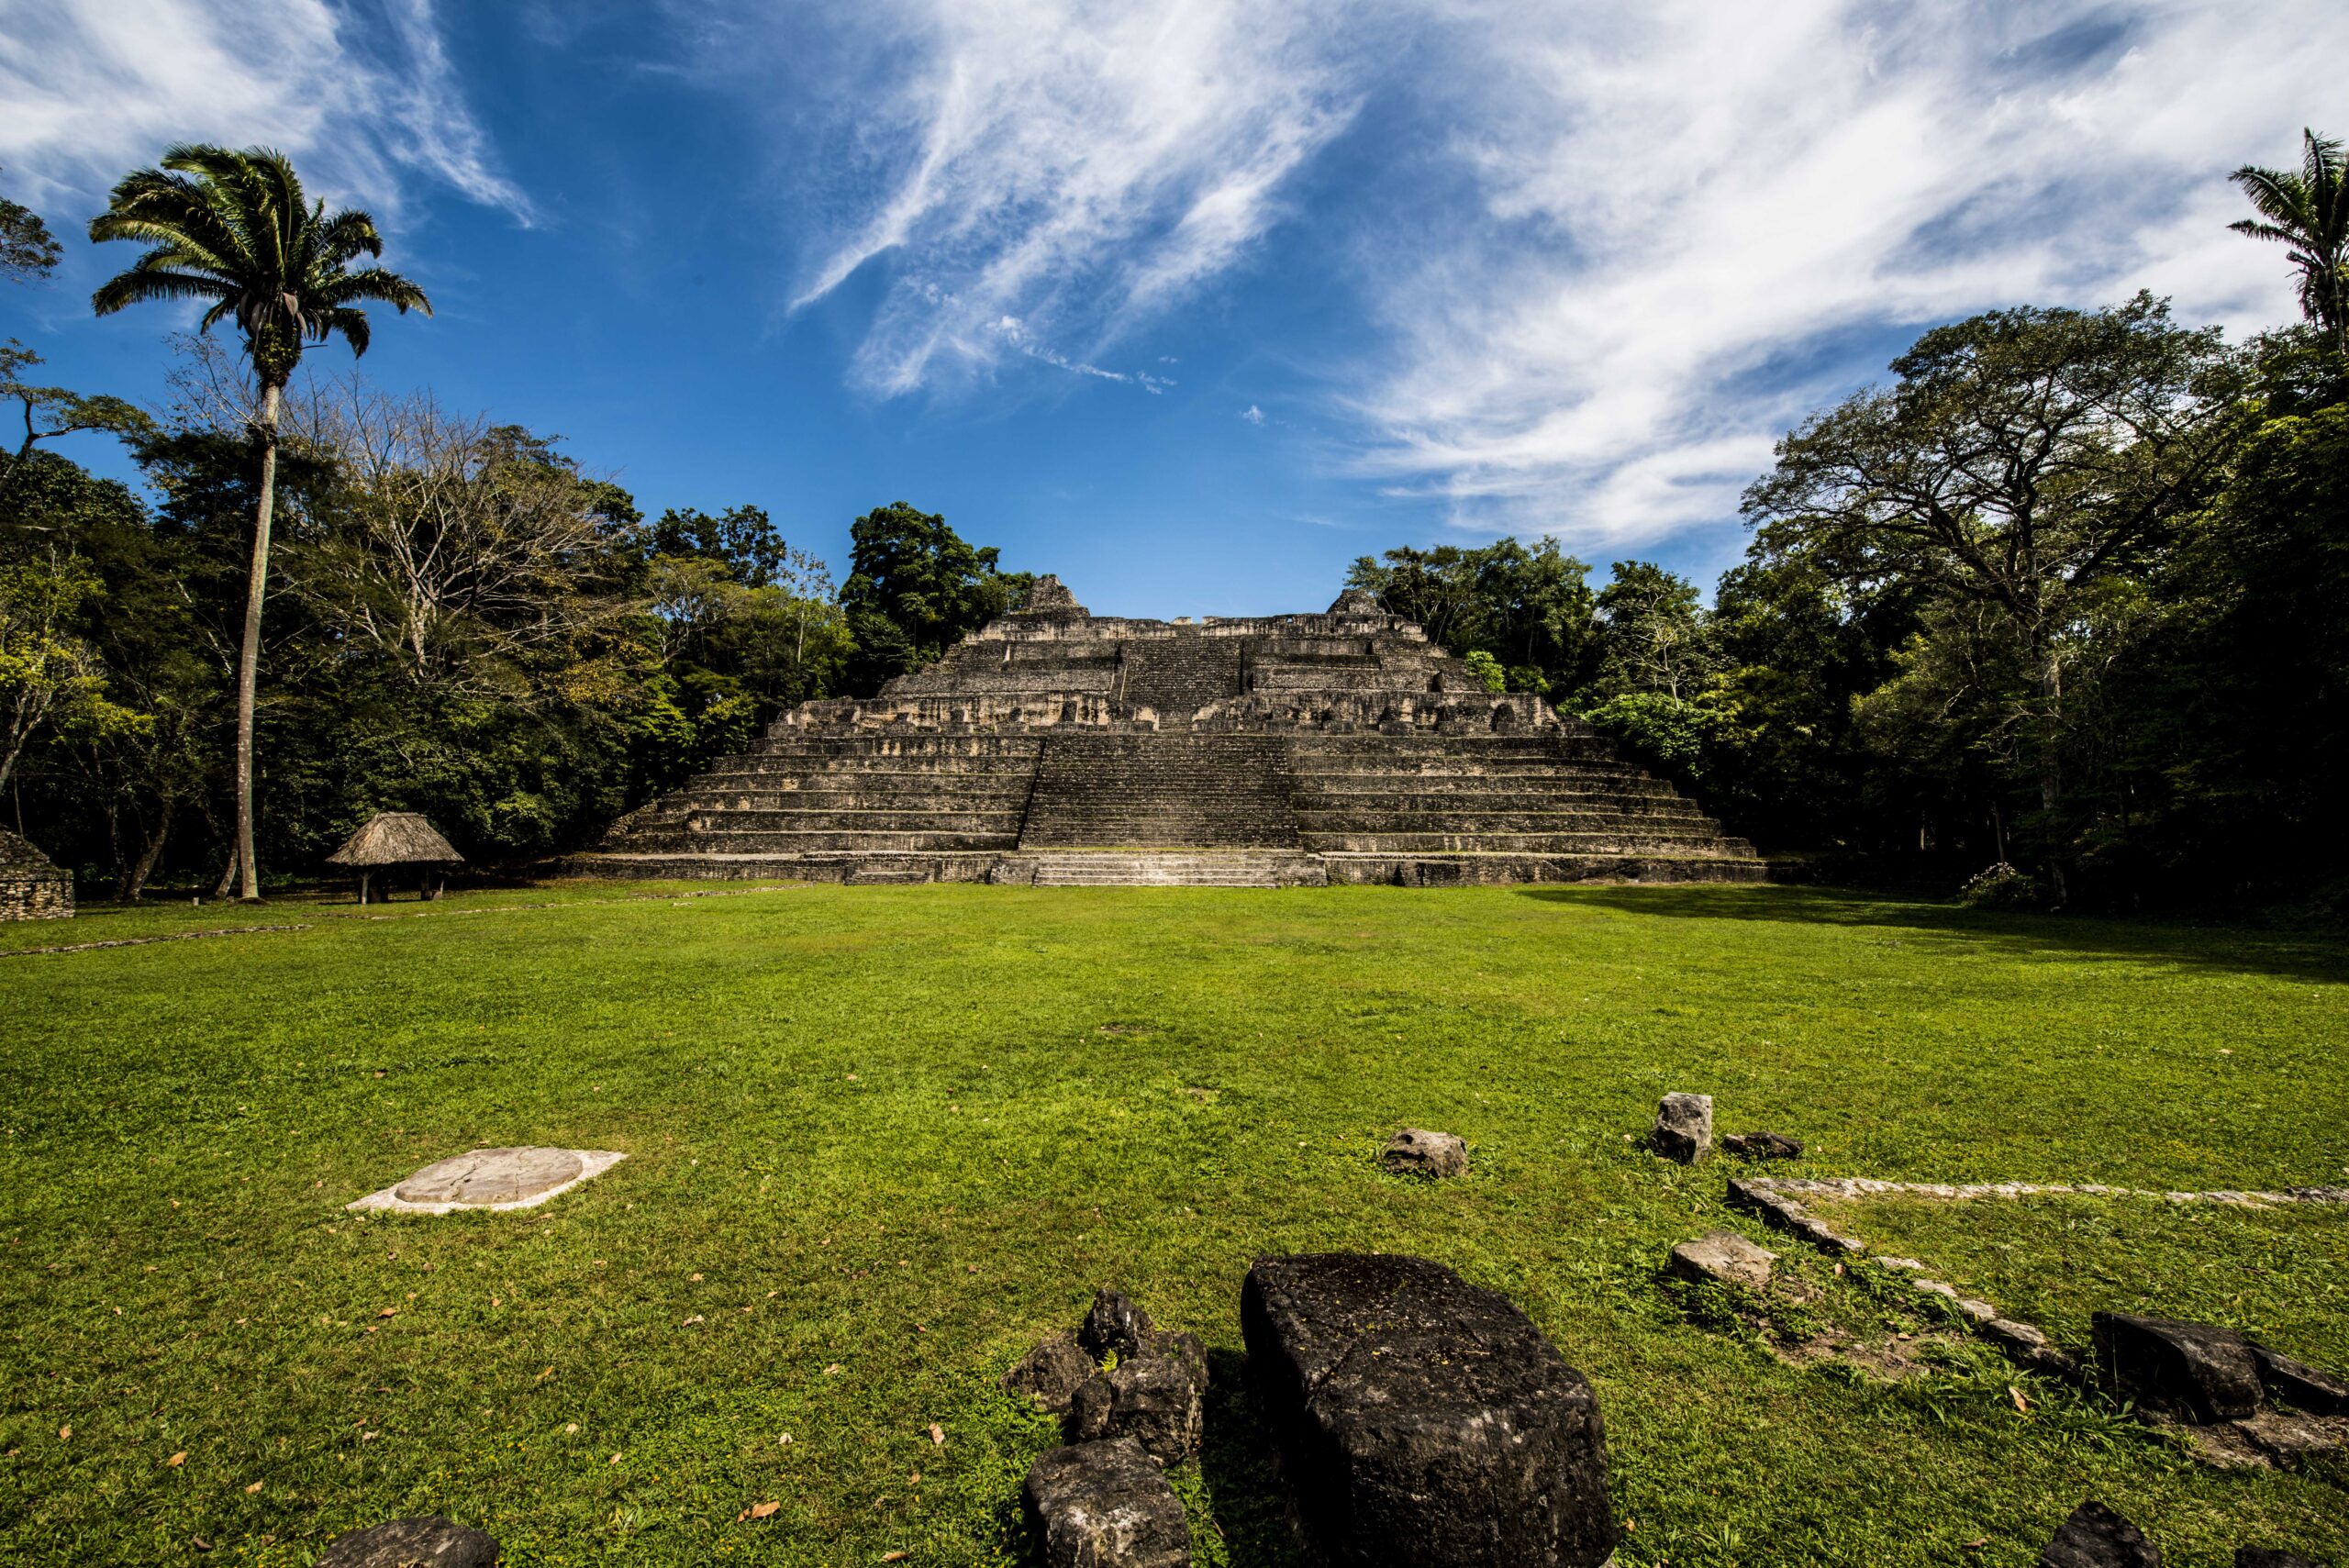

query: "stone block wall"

left=0, top=828, right=72, bottom=921
left=571, top=580, right=1764, bottom=886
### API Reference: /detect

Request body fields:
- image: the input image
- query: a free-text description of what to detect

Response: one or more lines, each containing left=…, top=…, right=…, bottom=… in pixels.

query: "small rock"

left=1004, top=1334, right=1097, bottom=1416
left=2249, top=1342, right=2349, bottom=1416
left=2093, top=1312, right=2264, bottom=1423
left=1983, top=1318, right=2082, bottom=1378
left=318, top=1517, right=500, bottom=1568
left=1068, top=1333, right=1208, bottom=1464
left=2235, top=1549, right=2326, bottom=1568
left=1080, top=1289, right=1156, bottom=1362
left=1953, top=1297, right=1999, bottom=1325
left=1023, top=1437, right=1192, bottom=1568
left=1666, top=1230, right=1775, bottom=1291
left=1382, top=1129, right=1467, bottom=1178
left=2040, top=1500, right=2159, bottom=1568
left=1721, top=1132, right=1805, bottom=1160
left=1651, top=1093, right=1713, bottom=1163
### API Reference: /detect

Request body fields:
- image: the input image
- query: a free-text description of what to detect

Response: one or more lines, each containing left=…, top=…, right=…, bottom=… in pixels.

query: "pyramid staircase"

left=574, top=580, right=1761, bottom=886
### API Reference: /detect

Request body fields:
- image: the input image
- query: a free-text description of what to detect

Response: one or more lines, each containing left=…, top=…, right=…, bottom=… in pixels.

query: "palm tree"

left=89, top=145, right=429, bottom=900
left=2231, top=128, right=2349, bottom=358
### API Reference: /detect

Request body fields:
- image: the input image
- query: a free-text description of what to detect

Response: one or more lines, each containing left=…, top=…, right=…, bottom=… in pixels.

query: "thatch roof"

left=327, top=812, right=463, bottom=867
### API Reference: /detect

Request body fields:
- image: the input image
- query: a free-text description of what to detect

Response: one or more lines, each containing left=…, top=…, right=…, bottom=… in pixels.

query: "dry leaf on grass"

left=166, top=1451, right=186, bottom=1467
left=2007, top=1385, right=2031, bottom=1414
left=57, top=1426, right=70, bottom=1440
left=244, top=1482, right=262, bottom=1494
left=376, top=1307, right=397, bottom=1318
left=928, top=1423, right=944, bottom=1445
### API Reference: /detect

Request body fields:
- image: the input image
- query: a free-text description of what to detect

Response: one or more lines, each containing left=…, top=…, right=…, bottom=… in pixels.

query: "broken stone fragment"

left=1241, top=1252, right=1616, bottom=1568
left=2040, top=1500, right=2160, bottom=1567
left=1983, top=1318, right=2083, bottom=1379
left=318, top=1517, right=500, bottom=1568
left=1067, top=1346, right=1207, bottom=1465
left=2093, top=1312, right=2264, bottom=1423
left=1004, top=1333, right=1097, bottom=1416
left=1721, top=1131, right=1805, bottom=1160
left=1652, top=1093, right=1713, bottom=1163
left=2235, top=1548, right=2326, bottom=1568
left=1080, top=1289, right=1155, bottom=1362
left=1666, top=1230, right=1775, bottom=1291
left=2248, top=1341, right=2349, bottom=1416
left=1023, top=1437, right=1192, bottom=1568
left=1382, top=1128, right=1468, bottom=1178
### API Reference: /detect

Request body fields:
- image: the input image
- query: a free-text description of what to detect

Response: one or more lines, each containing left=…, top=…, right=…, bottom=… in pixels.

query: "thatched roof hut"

left=328, top=812, right=463, bottom=867
left=328, top=813, right=462, bottom=902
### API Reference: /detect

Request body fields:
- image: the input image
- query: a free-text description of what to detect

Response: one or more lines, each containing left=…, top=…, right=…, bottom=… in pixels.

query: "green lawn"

left=3, top=883, right=2344, bottom=1566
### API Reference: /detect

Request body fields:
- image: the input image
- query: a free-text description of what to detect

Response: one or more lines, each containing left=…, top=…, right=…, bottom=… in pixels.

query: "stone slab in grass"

left=349, top=1147, right=627, bottom=1214
left=1381, top=1128, right=1467, bottom=1178
left=1668, top=1229, right=1776, bottom=1290
left=1241, top=1251, right=1616, bottom=1568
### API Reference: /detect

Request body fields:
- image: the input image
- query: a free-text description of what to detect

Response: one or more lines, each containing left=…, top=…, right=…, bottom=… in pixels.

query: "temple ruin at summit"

left=577, top=577, right=1762, bottom=886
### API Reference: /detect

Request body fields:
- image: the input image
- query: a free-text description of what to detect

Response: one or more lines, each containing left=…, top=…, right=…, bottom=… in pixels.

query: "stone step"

left=1299, top=830, right=1738, bottom=853
left=1295, top=809, right=1717, bottom=832
left=1011, top=851, right=1326, bottom=887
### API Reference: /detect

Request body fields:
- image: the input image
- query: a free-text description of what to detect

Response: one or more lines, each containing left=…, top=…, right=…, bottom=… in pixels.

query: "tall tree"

left=840, top=502, right=1029, bottom=695
left=2232, top=128, right=2349, bottom=358
left=88, top=145, right=429, bottom=898
left=1742, top=295, right=2237, bottom=898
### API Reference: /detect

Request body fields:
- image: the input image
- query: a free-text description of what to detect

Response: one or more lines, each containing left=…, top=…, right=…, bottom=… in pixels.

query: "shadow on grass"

left=1516, top=884, right=2349, bottom=985
left=1197, top=1348, right=1305, bottom=1568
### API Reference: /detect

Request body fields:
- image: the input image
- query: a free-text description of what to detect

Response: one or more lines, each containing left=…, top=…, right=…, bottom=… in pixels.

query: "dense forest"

left=3, top=135, right=2344, bottom=911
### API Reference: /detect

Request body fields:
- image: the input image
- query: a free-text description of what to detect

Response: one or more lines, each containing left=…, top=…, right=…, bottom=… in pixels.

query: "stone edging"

left=0, top=922, right=312, bottom=958
left=1725, top=1175, right=2349, bottom=1382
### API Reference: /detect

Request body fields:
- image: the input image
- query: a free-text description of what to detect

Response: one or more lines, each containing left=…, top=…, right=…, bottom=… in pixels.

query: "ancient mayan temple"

left=578, top=578, right=1762, bottom=886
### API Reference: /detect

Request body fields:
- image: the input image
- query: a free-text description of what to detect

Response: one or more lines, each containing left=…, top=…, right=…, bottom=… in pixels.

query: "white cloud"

left=0, top=0, right=529, bottom=224
left=775, top=0, right=1360, bottom=395
left=1240, top=403, right=1264, bottom=424
left=1345, top=0, right=2349, bottom=550
left=758, top=0, right=2347, bottom=558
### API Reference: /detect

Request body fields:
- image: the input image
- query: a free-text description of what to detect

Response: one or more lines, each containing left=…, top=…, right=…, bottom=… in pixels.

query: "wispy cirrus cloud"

left=772, top=0, right=1362, bottom=395
left=1346, top=0, right=2349, bottom=550
left=0, top=0, right=529, bottom=223
left=751, top=0, right=2344, bottom=557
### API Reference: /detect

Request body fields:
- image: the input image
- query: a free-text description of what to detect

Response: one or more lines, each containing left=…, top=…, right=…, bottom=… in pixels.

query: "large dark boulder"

left=318, top=1517, right=500, bottom=1568
left=2249, top=1342, right=2349, bottom=1416
left=2040, top=1501, right=2158, bottom=1567
left=1241, top=1252, right=1615, bottom=1567
left=2093, top=1312, right=2263, bottom=1422
left=1023, top=1437, right=1192, bottom=1568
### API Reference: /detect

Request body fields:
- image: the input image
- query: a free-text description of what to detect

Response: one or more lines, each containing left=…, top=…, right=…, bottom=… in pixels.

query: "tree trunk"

left=120, top=792, right=175, bottom=902
left=2031, top=631, right=2070, bottom=905
left=230, top=381, right=284, bottom=902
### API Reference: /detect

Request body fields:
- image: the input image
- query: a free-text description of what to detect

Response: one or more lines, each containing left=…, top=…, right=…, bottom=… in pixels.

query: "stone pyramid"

left=576, top=579, right=1762, bottom=886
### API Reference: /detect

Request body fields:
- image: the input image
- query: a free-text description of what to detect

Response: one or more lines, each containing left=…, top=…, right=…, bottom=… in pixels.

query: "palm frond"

left=91, top=269, right=237, bottom=316
left=320, top=267, right=432, bottom=316
left=317, top=306, right=372, bottom=357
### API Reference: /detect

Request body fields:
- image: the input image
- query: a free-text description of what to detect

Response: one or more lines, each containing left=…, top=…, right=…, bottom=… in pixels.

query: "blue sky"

left=3, top=0, right=2343, bottom=616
